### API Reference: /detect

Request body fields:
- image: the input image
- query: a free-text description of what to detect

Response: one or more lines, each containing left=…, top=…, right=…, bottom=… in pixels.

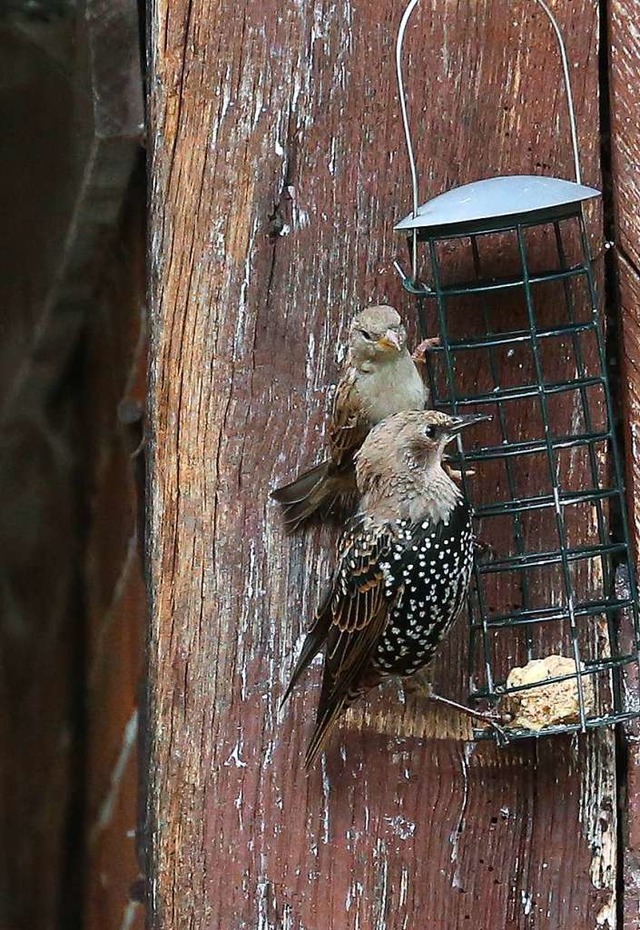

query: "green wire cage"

left=393, top=0, right=640, bottom=740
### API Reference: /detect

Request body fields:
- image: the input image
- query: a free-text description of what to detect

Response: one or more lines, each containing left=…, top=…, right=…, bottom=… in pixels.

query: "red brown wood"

left=84, top=183, right=147, bottom=930
left=611, top=0, right=640, bottom=539
left=147, top=1, right=617, bottom=926
left=609, top=0, right=640, bottom=924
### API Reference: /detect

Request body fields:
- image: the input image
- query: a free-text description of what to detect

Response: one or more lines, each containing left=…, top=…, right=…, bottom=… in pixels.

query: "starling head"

left=348, top=305, right=408, bottom=365
left=355, top=409, right=489, bottom=521
left=356, top=409, right=488, bottom=483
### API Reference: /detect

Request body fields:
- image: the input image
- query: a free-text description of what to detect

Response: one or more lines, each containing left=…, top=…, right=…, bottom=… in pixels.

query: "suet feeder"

left=393, top=0, right=640, bottom=739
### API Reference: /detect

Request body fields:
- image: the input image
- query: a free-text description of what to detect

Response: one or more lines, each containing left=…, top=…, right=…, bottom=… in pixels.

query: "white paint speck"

left=320, top=753, right=331, bottom=843
left=384, top=815, right=416, bottom=840
left=224, top=741, right=248, bottom=767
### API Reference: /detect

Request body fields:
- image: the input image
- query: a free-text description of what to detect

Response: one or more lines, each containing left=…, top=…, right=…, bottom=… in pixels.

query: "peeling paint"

left=384, top=814, right=415, bottom=840
left=596, top=900, right=615, bottom=928
left=579, top=730, right=617, bottom=924
left=450, top=743, right=472, bottom=889
left=373, top=838, right=390, bottom=930
left=399, top=864, right=409, bottom=909
left=521, top=890, right=533, bottom=917
left=320, top=754, right=331, bottom=844
left=224, top=741, right=248, bottom=768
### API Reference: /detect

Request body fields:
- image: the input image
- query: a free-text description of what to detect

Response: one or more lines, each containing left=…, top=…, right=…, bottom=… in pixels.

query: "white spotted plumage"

left=367, top=501, right=475, bottom=676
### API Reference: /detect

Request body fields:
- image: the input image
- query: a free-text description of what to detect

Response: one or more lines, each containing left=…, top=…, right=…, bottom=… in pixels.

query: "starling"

left=281, top=409, right=491, bottom=767
left=271, top=305, right=433, bottom=530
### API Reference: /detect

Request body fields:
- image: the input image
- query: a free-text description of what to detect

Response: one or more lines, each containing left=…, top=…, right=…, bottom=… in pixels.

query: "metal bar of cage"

left=474, top=597, right=635, bottom=631
left=476, top=488, right=619, bottom=519
left=460, top=433, right=610, bottom=462
left=475, top=541, right=626, bottom=574
left=443, top=377, right=605, bottom=406
left=431, top=321, right=598, bottom=352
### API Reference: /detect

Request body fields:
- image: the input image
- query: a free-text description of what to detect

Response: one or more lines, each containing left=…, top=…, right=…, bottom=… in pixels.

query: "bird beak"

left=447, top=412, right=492, bottom=434
left=377, top=329, right=402, bottom=351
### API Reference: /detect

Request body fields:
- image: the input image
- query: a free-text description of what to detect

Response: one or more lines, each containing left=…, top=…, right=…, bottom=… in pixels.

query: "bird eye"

left=424, top=425, right=437, bottom=439
left=358, top=329, right=373, bottom=340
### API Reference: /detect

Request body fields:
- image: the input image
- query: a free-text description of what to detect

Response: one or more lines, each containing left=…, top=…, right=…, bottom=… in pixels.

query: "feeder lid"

left=395, top=175, right=601, bottom=234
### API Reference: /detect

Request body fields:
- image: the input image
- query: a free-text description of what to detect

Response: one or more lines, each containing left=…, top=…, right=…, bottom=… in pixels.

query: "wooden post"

left=147, top=1, right=619, bottom=925
left=609, top=0, right=640, bottom=925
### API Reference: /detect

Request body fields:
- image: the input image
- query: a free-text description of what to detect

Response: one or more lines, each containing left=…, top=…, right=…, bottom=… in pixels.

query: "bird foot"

left=406, top=675, right=509, bottom=745
left=474, top=538, right=497, bottom=563
left=412, top=336, right=441, bottom=363
left=444, top=464, right=477, bottom=482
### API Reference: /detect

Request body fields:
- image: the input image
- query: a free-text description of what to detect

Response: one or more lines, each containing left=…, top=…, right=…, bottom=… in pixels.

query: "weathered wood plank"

left=609, top=0, right=640, bottom=923
left=147, top=1, right=615, bottom=926
left=609, top=0, right=640, bottom=273
left=610, top=0, right=640, bottom=540
left=0, top=0, right=143, bottom=426
left=617, top=257, right=640, bottom=930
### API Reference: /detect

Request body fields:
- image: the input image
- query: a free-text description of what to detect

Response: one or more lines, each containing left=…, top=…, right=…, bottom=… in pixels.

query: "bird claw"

left=474, top=538, right=497, bottom=563
left=412, top=336, right=440, bottom=363
left=406, top=674, right=510, bottom=745
left=443, top=465, right=476, bottom=482
left=471, top=708, right=510, bottom=746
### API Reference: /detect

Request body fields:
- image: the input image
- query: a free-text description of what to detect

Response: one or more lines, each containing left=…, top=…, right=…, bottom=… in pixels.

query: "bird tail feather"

left=304, top=694, right=352, bottom=770
left=271, top=461, right=346, bottom=530
left=280, top=596, right=331, bottom=707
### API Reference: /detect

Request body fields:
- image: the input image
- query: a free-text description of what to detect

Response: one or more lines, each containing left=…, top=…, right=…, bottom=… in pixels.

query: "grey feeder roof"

left=395, top=175, right=601, bottom=235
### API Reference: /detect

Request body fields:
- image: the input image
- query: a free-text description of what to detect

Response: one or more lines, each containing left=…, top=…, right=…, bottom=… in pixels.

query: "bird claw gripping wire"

left=406, top=673, right=510, bottom=745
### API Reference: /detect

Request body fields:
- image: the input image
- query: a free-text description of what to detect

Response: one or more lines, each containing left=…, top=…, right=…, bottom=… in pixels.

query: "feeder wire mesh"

left=412, top=213, right=640, bottom=739
left=393, top=0, right=640, bottom=739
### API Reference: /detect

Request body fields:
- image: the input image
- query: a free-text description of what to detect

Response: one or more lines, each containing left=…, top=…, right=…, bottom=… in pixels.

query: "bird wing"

left=281, top=515, right=392, bottom=707
left=328, top=368, right=370, bottom=466
left=328, top=516, right=391, bottom=633
left=305, top=517, right=397, bottom=766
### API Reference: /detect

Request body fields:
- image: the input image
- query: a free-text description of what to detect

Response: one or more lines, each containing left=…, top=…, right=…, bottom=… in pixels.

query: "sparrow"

left=271, top=305, right=432, bottom=529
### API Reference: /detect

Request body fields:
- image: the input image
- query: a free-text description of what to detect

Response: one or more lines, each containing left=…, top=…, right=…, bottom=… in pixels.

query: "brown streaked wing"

left=328, top=368, right=370, bottom=465
left=304, top=599, right=390, bottom=769
left=330, top=517, right=393, bottom=632
left=303, top=518, right=400, bottom=767
left=281, top=517, right=390, bottom=706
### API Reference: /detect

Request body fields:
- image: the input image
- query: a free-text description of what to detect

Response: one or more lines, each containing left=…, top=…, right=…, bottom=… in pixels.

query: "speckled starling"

left=281, top=408, right=490, bottom=767
left=271, top=305, right=434, bottom=530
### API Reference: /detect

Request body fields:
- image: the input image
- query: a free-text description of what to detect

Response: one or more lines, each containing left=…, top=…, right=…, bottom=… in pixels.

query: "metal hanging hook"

left=396, top=0, right=583, bottom=280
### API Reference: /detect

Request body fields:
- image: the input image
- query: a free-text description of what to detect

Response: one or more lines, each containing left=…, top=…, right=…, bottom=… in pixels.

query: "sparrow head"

left=349, top=305, right=407, bottom=365
left=355, top=409, right=490, bottom=489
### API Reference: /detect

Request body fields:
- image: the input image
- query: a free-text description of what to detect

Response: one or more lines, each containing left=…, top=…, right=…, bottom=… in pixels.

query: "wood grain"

left=609, top=0, right=640, bottom=924
left=609, top=0, right=640, bottom=272
left=610, top=0, right=640, bottom=541
left=147, top=1, right=615, bottom=926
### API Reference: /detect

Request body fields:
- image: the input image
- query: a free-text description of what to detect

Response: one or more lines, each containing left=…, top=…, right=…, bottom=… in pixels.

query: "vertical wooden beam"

left=147, top=1, right=617, bottom=925
left=609, top=0, right=640, bottom=925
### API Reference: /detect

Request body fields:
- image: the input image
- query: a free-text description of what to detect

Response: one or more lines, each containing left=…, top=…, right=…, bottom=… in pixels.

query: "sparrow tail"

left=270, top=461, right=353, bottom=530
